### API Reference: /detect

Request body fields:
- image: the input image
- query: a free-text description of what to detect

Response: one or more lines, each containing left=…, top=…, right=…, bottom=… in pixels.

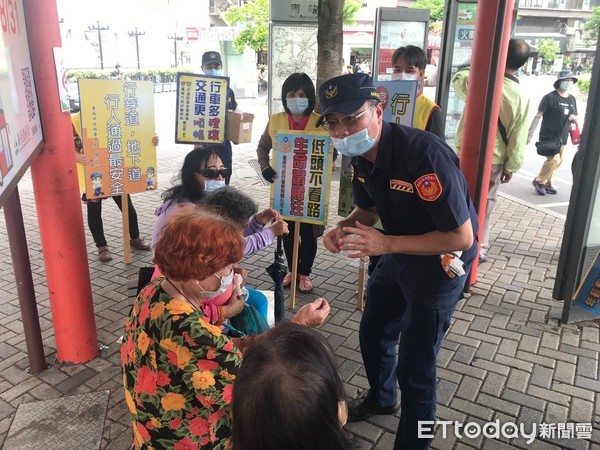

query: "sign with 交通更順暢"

left=271, top=130, right=333, bottom=225
left=78, top=79, right=157, bottom=198
left=175, top=73, right=229, bottom=144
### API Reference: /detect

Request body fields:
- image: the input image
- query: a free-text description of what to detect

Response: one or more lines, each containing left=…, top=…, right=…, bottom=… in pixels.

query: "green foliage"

left=537, top=38, right=560, bottom=66
left=577, top=74, right=591, bottom=95
left=222, top=0, right=269, bottom=53
left=584, top=6, right=600, bottom=40
left=412, top=0, right=445, bottom=21
left=66, top=68, right=191, bottom=82
left=343, top=0, right=362, bottom=25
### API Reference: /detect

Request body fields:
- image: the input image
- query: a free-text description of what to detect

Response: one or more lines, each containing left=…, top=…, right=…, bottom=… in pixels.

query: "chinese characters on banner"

left=78, top=80, right=157, bottom=198
left=338, top=81, right=417, bottom=217
left=0, top=0, right=44, bottom=208
left=271, top=131, right=333, bottom=225
left=175, top=73, right=228, bottom=144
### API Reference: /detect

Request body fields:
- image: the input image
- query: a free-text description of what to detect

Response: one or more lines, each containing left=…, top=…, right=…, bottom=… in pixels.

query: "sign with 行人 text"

left=175, top=73, right=229, bottom=144
left=78, top=79, right=157, bottom=198
left=271, top=130, right=333, bottom=225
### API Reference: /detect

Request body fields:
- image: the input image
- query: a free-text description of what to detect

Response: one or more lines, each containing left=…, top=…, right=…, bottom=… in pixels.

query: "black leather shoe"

left=348, top=390, right=399, bottom=422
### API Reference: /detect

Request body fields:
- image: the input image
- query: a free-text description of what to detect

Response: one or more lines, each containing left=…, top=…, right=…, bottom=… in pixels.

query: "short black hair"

left=200, top=186, right=258, bottom=228
left=506, top=39, right=530, bottom=71
left=281, top=73, right=316, bottom=116
left=392, top=45, right=427, bottom=71
left=232, top=322, right=355, bottom=450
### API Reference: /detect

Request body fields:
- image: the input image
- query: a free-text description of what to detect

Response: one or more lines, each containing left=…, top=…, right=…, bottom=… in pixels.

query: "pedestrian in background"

left=528, top=71, right=578, bottom=195
left=452, top=39, right=531, bottom=263
left=198, top=50, right=238, bottom=185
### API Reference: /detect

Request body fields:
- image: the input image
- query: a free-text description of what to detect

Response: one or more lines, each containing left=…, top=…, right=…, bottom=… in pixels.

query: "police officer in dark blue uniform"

left=319, top=73, right=479, bottom=449
left=199, top=51, right=238, bottom=185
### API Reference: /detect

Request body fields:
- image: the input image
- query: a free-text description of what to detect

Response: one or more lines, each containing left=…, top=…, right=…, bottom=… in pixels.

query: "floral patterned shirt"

left=121, top=277, right=242, bottom=449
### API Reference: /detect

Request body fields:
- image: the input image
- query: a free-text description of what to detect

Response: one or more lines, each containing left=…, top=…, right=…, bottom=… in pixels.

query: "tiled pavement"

left=0, top=92, right=599, bottom=449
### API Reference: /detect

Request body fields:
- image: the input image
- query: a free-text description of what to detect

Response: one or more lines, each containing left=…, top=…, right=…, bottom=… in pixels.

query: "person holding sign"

left=72, top=113, right=154, bottom=262
left=256, top=73, right=321, bottom=294
left=197, top=51, right=238, bottom=185
left=391, top=45, right=444, bottom=139
left=319, top=73, right=478, bottom=449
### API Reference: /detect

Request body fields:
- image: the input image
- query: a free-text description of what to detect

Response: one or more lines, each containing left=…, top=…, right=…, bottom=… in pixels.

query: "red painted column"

left=459, top=0, right=515, bottom=285
left=24, top=0, right=98, bottom=362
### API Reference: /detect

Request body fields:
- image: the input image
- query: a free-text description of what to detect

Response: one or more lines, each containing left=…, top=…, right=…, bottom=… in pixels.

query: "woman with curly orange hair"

left=122, top=208, right=330, bottom=449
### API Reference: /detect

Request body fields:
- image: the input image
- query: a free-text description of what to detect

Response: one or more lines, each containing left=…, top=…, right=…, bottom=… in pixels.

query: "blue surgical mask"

left=204, top=179, right=226, bottom=192
left=332, top=127, right=376, bottom=158
left=204, top=69, right=222, bottom=77
left=559, top=80, right=573, bottom=91
left=286, top=98, right=309, bottom=115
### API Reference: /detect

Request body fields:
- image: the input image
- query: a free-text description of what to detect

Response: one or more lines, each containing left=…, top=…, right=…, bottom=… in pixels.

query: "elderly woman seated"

left=233, top=322, right=355, bottom=450
left=121, top=208, right=329, bottom=449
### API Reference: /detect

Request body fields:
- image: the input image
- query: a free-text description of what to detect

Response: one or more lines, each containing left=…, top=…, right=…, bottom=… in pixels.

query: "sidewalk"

left=0, top=93, right=598, bottom=449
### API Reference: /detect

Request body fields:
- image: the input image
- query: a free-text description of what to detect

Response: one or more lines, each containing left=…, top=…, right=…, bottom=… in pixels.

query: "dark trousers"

left=361, top=250, right=475, bottom=450
left=282, top=221, right=317, bottom=276
left=86, top=195, right=140, bottom=248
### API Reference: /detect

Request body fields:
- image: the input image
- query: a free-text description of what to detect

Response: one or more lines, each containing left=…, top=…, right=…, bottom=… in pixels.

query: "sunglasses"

left=198, top=168, right=231, bottom=179
left=321, top=104, right=377, bottom=132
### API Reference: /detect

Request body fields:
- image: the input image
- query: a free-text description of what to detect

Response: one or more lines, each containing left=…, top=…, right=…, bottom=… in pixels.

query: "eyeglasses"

left=198, top=168, right=231, bottom=179
left=321, top=104, right=376, bottom=132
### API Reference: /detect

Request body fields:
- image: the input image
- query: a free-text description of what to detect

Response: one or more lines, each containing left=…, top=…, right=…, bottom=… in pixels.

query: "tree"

left=537, top=38, right=560, bottom=67
left=584, top=6, right=600, bottom=40
left=412, top=0, right=445, bottom=22
left=222, top=0, right=269, bottom=54
left=343, top=0, right=362, bottom=26
left=316, top=0, right=345, bottom=112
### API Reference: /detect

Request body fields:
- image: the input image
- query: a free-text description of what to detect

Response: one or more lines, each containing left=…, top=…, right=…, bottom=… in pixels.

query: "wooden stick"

left=122, top=194, right=131, bottom=264
left=289, top=221, right=301, bottom=309
left=357, top=257, right=366, bottom=311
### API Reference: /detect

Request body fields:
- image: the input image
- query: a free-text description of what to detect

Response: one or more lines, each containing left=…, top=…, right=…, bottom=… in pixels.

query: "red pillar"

left=24, top=0, right=98, bottom=362
left=459, top=0, right=515, bottom=285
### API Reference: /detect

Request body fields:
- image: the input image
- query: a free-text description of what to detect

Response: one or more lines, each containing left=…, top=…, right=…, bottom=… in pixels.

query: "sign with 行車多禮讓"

left=175, top=73, right=229, bottom=145
left=271, top=130, right=333, bottom=225
left=78, top=79, right=157, bottom=198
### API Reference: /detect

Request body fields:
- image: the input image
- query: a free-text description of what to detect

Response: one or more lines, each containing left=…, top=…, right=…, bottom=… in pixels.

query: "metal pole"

left=3, top=188, right=46, bottom=374
left=135, top=32, right=140, bottom=69
left=97, top=21, right=104, bottom=69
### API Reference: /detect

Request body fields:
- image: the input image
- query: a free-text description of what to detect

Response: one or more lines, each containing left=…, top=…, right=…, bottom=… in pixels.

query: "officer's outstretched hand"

left=323, top=225, right=346, bottom=253
left=340, top=221, right=387, bottom=258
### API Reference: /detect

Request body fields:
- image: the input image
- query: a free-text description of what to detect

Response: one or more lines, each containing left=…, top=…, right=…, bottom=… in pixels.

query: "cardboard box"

left=227, top=111, right=254, bottom=144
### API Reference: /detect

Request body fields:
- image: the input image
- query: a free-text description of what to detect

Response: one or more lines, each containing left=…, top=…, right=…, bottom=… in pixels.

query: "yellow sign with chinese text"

left=78, top=79, right=157, bottom=198
left=175, top=73, right=229, bottom=144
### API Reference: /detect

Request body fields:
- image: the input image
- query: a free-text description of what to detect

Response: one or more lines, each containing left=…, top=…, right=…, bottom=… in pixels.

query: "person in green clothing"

left=452, top=38, right=531, bottom=263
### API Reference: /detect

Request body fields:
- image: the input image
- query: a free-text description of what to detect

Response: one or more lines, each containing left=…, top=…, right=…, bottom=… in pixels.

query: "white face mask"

left=204, top=179, right=226, bottom=192
left=286, top=98, right=309, bottom=115
left=391, top=72, right=419, bottom=81
left=199, top=270, right=234, bottom=299
left=559, top=80, right=573, bottom=91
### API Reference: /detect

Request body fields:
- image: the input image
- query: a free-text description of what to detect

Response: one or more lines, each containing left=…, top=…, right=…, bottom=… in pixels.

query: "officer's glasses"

left=321, top=104, right=376, bottom=132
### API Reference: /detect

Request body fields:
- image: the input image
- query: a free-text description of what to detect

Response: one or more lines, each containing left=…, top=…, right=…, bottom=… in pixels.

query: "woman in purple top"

left=151, top=146, right=288, bottom=253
